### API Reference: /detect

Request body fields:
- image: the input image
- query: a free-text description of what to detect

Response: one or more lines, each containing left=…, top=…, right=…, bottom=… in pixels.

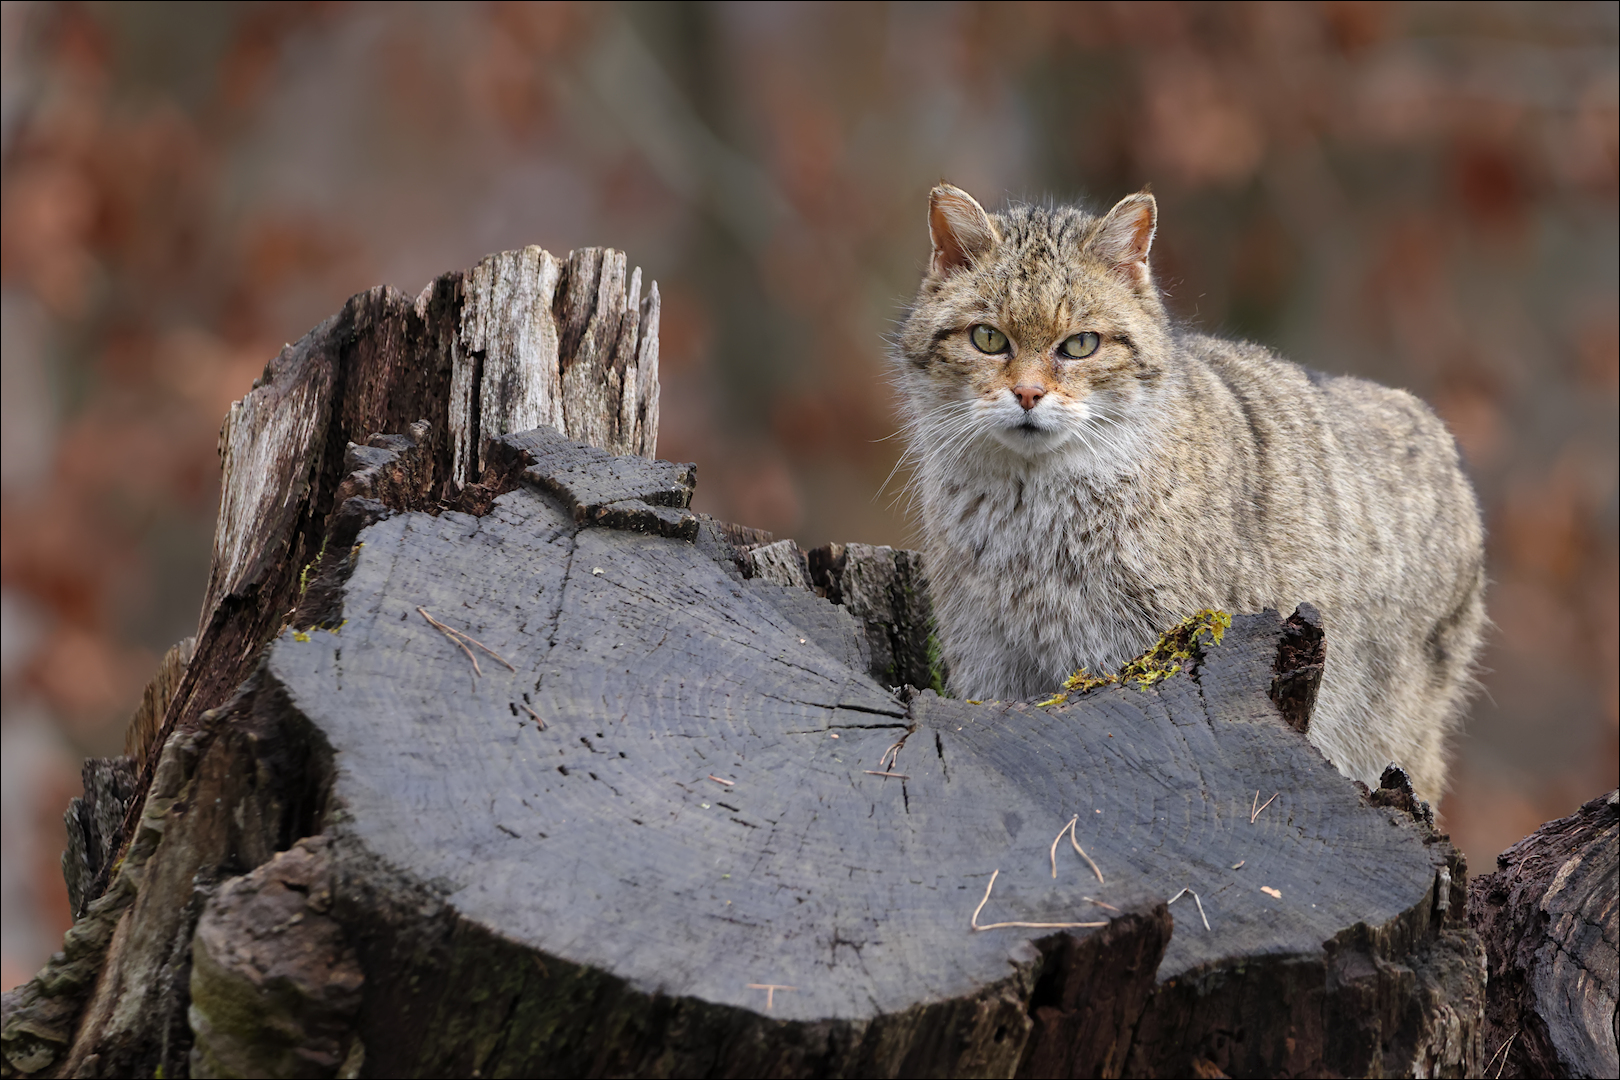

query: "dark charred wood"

left=1368, top=764, right=1439, bottom=832
left=715, top=521, right=775, bottom=551
left=805, top=542, right=944, bottom=694
left=1470, top=789, right=1619, bottom=1079
left=3, top=664, right=334, bottom=1078
left=60, top=758, right=139, bottom=922
left=329, top=420, right=437, bottom=517
left=1269, top=601, right=1324, bottom=735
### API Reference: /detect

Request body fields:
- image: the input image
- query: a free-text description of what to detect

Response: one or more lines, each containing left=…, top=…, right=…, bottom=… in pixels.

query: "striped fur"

left=896, top=186, right=1486, bottom=803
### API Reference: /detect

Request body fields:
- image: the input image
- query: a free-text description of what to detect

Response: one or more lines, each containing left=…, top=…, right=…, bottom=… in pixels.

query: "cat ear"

left=1091, top=191, right=1158, bottom=289
left=928, top=184, right=997, bottom=276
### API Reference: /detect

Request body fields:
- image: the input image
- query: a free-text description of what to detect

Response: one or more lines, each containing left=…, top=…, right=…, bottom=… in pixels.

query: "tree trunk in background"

left=2, top=246, right=1614, bottom=1080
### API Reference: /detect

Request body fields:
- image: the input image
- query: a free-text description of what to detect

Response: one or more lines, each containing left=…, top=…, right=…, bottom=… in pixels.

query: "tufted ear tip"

left=1091, top=191, right=1158, bottom=289
left=928, top=184, right=998, bottom=277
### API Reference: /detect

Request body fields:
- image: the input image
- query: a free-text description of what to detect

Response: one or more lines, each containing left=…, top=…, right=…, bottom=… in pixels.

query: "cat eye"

left=1058, top=331, right=1101, bottom=359
left=970, top=324, right=1009, bottom=354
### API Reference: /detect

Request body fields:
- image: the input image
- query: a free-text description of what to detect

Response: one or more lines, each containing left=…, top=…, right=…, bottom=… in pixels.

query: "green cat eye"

left=1059, top=331, right=1101, bottom=359
left=970, top=324, right=1009, bottom=354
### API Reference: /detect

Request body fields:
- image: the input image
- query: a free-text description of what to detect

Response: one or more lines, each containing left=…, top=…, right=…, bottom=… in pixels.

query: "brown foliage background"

left=2, top=1, right=1615, bottom=988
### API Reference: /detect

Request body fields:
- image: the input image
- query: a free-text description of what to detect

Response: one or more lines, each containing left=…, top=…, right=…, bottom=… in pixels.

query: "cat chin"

left=987, top=423, right=1073, bottom=457
left=977, top=415, right=1154, bottom=479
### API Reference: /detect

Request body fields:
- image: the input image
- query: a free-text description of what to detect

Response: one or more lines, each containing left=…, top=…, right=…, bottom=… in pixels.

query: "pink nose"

left=1012, top=385, right=1045, bottom=411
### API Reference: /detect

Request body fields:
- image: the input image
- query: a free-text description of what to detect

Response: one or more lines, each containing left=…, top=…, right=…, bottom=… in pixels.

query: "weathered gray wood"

left=168, top=430, right=1477, bottom=1077
left=460, top=245, right=660, bottom=482
left=807, top=542, right=946, bottom=694
left=184, top=243, right=659, bottom=829
left=458, top=246, right=565, bottom=482
left=745, top=538, right=812, bottom=589
left=123, top=636, right=195, bottom=767
left=1471, top=789, right=1619, bottom=1079
left=485, top=426, right=696, bottom=538
left=146, top=242, right=657, bottom=841
left=0, top=246, right=660, bottom=1080
left=730, top=538, right=946, bottom=694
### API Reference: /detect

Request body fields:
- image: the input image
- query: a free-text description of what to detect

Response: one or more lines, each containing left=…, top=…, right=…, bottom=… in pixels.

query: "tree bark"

left=1470, top=790, right=1619, bottom=1078
left=2, top=244, right=1611, bottom=1079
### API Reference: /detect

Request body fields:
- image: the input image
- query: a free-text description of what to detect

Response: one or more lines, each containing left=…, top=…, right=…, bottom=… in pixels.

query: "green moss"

left=297, top=536, right=330, bottom=598
left=1117, top=608, right=1230, bottom=690
left=1040, top=609, right=1232, bottom=707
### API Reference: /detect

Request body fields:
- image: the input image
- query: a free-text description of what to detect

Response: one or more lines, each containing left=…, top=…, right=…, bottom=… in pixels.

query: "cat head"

left=897, top=184, right=1173, bottom=468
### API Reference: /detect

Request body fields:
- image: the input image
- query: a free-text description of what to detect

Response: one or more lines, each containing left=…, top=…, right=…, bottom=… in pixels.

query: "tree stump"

left=3, top=243, right=1611, bottom=1079
left=3, top=244, right=660, bottom=1080
left=172, top=425, right=1490, bottom=1079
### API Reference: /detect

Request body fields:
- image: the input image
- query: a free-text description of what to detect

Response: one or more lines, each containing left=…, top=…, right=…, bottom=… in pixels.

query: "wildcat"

left=895, top=184, right=1486, bottom=804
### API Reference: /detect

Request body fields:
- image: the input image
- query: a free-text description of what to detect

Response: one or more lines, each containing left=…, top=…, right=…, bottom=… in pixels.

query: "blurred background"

left=2, top=1, right=1615, bottom=989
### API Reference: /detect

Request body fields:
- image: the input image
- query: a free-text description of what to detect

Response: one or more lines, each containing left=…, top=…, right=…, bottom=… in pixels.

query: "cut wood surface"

left=187, top=429, right=1477, bottom=1077
left=288, top=449, right=1444, bottom=1001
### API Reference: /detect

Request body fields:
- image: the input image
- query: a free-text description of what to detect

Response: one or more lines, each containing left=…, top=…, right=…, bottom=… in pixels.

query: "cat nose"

left=1012, top=385, right=1045, bottom=411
